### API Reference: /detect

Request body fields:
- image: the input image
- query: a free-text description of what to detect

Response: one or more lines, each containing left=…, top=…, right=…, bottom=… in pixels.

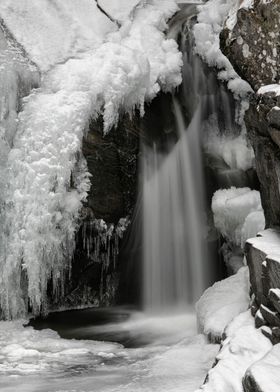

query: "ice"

left=0, top=0, right=182, bottom=319
left=197, top=311, right=273, bottom=392
left=211, top=187, right=265, bottom=247
left=196, top=267, right=250, bottom=341
left=203, top=126, right=255, bottom=171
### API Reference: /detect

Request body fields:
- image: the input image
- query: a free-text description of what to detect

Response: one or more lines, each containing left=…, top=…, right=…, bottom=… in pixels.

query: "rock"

left=54, top=113, right=140, bottom=309
left=267, top=255, right=280, bottom=292
left=267, top=107, right=280, bottom=129
left=269, top=288, right=280, bottom=313
left=220, top=0, right=280, bottom=91
left=260, top=304, right=280, bottom=328
left=243, top=370, right=264, bottom=392
left=245, top=236, right=269, bottom=306
left=260, top=325, right=273, bottom=343
left=245, top=95, right=280, bottom=228
left=255, top=309, right=267, bottom=328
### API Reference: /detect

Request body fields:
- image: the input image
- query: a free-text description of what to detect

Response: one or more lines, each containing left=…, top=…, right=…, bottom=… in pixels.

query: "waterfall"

left=142, top=103, right=208, bottom=310
left=141, top=4, right=246, bottom=311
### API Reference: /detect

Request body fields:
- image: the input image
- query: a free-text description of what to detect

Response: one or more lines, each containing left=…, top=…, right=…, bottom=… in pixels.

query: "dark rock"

left=269, top=288, right=280, bottom=313
left=267, top=107, right=280, bottom=130
left=245, top=238, right=268, bottom=306
left=260, top=304, right=280, bottom=328
left=83, top=115, right=139, bottom=223
left=266, top=255, right=280, bottom=292
left=220, top=0, right=280, bottom=91
left=255, top=309, right=267, bottom=328
left=260, top=325, right=273, bottom=343
left=243, top=369, right=264, bottom=392
left=245, top=95, right=280, bottom=228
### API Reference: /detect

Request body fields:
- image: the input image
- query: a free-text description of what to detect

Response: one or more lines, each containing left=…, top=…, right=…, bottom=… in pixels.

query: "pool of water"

left=0, top=308, right=219, bottom=392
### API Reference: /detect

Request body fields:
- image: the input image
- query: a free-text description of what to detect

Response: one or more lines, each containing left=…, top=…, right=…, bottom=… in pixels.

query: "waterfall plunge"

left=142, top=101, right=208, bottom=310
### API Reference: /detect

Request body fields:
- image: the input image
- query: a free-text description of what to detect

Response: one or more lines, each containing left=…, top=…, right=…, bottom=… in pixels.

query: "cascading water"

left=142, top=104, right=207, bottom=309
left=142, top=5, right=251, bottom=311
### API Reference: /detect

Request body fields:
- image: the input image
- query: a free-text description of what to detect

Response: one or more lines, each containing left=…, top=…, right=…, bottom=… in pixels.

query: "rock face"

left=220, top=0, right=280, bottom=91
left=221, top=0, right=280, bottom=228
left=245, top=92, right=280, bottom=228
left=55, top=114, right=140, bottom=309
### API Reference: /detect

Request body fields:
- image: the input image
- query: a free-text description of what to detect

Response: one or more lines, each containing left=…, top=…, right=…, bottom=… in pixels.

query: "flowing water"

left=142, top=103, right=208, bottom=309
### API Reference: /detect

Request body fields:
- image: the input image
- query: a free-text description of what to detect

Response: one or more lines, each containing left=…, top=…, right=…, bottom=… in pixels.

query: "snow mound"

left=196, top=266, right=250, bottom=341
left=197, top=311, right=272, bottom=392
left=212, top=187, right=265, bottom=247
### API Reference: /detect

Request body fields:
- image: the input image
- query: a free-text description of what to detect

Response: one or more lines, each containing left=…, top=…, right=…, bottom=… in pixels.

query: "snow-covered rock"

left=243, top=343, right=280, bottom=392
left=197, top=311, right=272, bottom=392
left=196, top=266, right=250, bottom=342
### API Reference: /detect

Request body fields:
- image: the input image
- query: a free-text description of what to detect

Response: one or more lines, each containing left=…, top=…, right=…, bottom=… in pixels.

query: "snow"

left=0, top=0, right=116, bottom=72
left=196, top=267, right=250, bottom=341
left=211, top=187, right=265, bottom=247
left=246, top=343, right=280, bottom=392
left=257, top=84, right=280, bottom=96
left=193, top=0, right=253, bottom=98
left=197, top=311, right=273, bottom=392
left=226, top=0, right=254, bottom=31
left=99, top=0, right=142, bottom=22
left=246, top=229, right=280, bottom=262
left=0, top=0, right=182, bottom=318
